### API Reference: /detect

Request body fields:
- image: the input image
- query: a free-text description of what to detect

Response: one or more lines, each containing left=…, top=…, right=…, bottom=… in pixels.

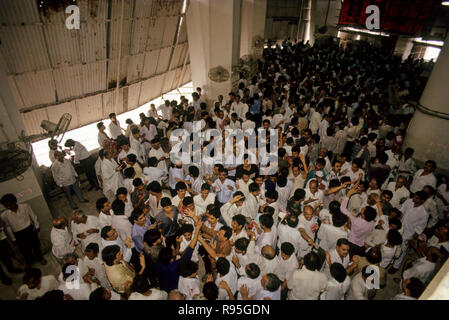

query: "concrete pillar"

left=186, top=0, right=242, bottom=103
left=403, top=33, right=449, bottom=173
left=240, top=0, right=267, bottom=58
left=393, top=36, right=414, bottom=61
left=0, top=57, right=53, bottom=247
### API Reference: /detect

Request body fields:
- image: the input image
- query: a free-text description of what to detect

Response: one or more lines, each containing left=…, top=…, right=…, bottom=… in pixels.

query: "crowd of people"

left=1, top=39, right=448, bottom=301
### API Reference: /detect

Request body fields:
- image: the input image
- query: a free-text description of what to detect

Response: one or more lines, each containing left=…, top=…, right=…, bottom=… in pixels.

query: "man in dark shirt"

left=131, top=178, right=150, bottom=211
left=156, top=198, right=179, bottom=250
left=154, top=220, right=202, bottom=293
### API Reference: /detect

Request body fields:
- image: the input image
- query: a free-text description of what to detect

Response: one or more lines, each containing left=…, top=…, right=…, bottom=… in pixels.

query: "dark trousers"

left=80, top=156, right=99, bottom=189
left=0, top=264, right=10, bottom=283
left=14, top=225, right=43, bottom=266
left=0, top=239, right=14, bottom=271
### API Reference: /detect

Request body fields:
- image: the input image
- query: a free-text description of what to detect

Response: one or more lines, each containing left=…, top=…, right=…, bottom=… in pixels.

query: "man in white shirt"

left=50, top=216, right=76, bottom=262
left=321, top=262, right=351, bottom=300
left=70, top=210, right=102, bottom=251
left=96, top=197, right=113, bottom=229
left=390, top=192, right=429, bottom=273
left=100, top=226, right=133, bottom=263
left=128, top=276, right=168, bottom=300
left=193, top=184, right=216, bottom=213
left=285, top=251, right=328, bottom=300
left=1, top=194, right=46, bottom=267
left=51, top=151, right=88, bottom=209
left=58, top=263, right=92, bottom=300
left=392, top=277, right=424, bottom=300
left=148, top=137, right=169, bottom=173
left=346, top=266, right=371, bottom=300
left=275, top=242, right=299, bottom=282
left=212, top=168, right=236, bottom=206
left=108, top=113, right=124, bottom=140
left=101, top=150, right=125, bottom=203
left=387, top=176, right=410, bottom=208
left=410, top=160, right=437, bottom=194
left=215, top=257, right=238, bottom=300
left=17, top=268, right=59, bottom=300
left=231, top=95, right=248, bottom=121
left=97, top=122, right=111, bottom=148
left=158, top=100, right=172, bottom=120
left=64, top=139, right=99, bottom=190
left=236, top=263, right=263, bottom=300
left=317, top=213, right=349, bottom=251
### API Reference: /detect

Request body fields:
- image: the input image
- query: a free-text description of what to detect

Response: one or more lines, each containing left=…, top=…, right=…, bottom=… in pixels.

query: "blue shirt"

left=131, top=217, right=151, bottom=253
left=250, top=99, right=261, bottom=115
left=155, top=246, right=193, bottom=292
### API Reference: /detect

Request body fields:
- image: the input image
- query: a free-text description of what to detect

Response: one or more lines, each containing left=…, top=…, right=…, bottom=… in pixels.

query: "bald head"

left=262, top=245, right=276, bottom=260
left=53, top=216, right=68, bottom=229
left=168, top=289, right=185, bottom=300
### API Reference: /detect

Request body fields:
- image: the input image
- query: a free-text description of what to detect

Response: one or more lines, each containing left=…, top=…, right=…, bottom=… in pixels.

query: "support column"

left=403, top=33, right=449, bottom=173
left=240, top=0, right=267, bottom=58
left=0, top=58, right=53, bottom=247
left=186, top=0, right=242, bottom=103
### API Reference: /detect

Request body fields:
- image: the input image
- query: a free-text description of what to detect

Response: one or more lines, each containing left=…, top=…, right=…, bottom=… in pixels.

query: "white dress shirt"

left=287, top=268, right=328, bottom=300
left=321, top=277, right=351, bottom=300
left=237, top=276, right=263, bottom=300
left=101, top=158, right=124, bottom=194
left=17, top=275, right=59, bottom=300
left=51, top=226, right=76, bottom=260
left=51, top=158, right=78, bottom=187
left=216, top=264, right=238, bottom=300
left=72, top=141, right=91, bottom=164
left=1, top=203, right=39, bottom=240
left=275, top=254, right=299, bottom=282
left=410, top=169, right=437, bottom=193
left=346, top=272, right=368, bottom=300
left=149, top=147, right=169, bottom=173
left=129, top=290, right=168, bottom=300
left=178, top=276, right=201, bottom=300
left=111, top=214, right=133, bottom=244
left=403, top=257, right=435, bottom=284
left=82, top=255, right=111, bottom=290
left=387, top=182, right=410, bottom=208
left=71, top=216, right=102, bottom=251
left=108, top=120, right=123, bottom=139
left=193, top=193, right=215, bottom=212
left=317, top=224, right=348, bottom=251
left=101, top=237, right=132, bottom=262
left=98, top=212, right=113, bottom=229
left=401, top=199, right=429, bottom=241
left=213, top=178, right=236, bottom=203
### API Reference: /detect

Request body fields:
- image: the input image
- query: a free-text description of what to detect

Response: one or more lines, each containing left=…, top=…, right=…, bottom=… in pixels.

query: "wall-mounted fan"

left=208, top=66, right=230, bottom=83
left=0, top=113, right=72, bottom=182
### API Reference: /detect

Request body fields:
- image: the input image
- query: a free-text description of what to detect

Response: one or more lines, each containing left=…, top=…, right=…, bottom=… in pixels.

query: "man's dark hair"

left=387, top=229, right=403, bottom=246
left=232, top=214, right=246, bottom=227
left=332, top=213, right=348, bottom=228
left=144, top=229, right=162, bottom=246
left=85, top=242, right=99, bottom=254
left=415, top=191, right=429, bottom=202
left=303, top=252, right=321, bottom=271
left=116, top=187, right=128, bottom=196
left=407, top=278, right=425, bottom=298
left=220, top=226, right=232, bottom=239
left=389, top=217, right=402, bottom=230
left=124, top=167, right=135, bottom=179
left=131, top=275, right=151, bottom=294
left=148, top=157, right=158, bottom=167
left=181, top=223, right=194, bottom=235
left=203, top=282, right=219, bottom=300
left=101, top=226, right=113, bottom=240
left=235, top=237, right=250, bottom=252
left=101, top=245, right=121, bottom=266
left=111, top=199, right=125, bottom=216
left=363, top=206, right=377, bottom=222
left=175, top=182, right=187, bottom=191
left=281, top=242, right=295, bottom=256
left=293, top=189, right=305, bottom=201
left=330, top=263, right=347, bottom=283
left=0, top=193, right=17, bottom=205
left=260, top=214, right=274, bottom=229
left=90, top=287, right=109, bottom=301
left=287, top=214, right=299, bottom=228
left=132, top=178, right=143, bottom=187
left=96, top=197, right=109, bottom=212
left=179, top=260, right=199, bottom=278
left=216, top=257, right=230, bottom=276
left=161, top=197, right=172, bottom=207
left=246, top=263, right=261, bottom=279
left=336, top=238, right=350, bottom=247
left=266, top=190, right=279, bottom=201
left=264, top=273, right=281, bottom=292
left=249, top=182, right=260, bottom=193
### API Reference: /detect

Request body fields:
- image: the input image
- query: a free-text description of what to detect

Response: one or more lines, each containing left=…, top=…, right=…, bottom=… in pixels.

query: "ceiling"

left=0, top=0, right=191, bottom=135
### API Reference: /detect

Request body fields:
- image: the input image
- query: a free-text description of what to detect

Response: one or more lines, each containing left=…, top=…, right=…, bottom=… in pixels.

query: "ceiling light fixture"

left=442, top=1, right=449, bottom=6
